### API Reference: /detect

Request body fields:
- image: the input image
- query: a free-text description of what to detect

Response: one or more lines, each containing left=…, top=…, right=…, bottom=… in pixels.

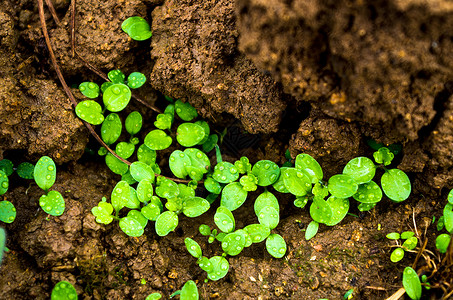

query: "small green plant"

left=34, top=156, right=65, bottom=216
left=51, top=280, right=78, bottom=300
left=0, top=227, right=6, bottom=265
left=121, top=16, right=152, bottom=41
left=169, top=280, right=199, bottom=300
left=386, top=231, right=418, bottom=262
left=434, top=189, right=452, bottom=253
left=145, top=293, right=162, bottom=300
left=402, top=267, right=422, bottom=300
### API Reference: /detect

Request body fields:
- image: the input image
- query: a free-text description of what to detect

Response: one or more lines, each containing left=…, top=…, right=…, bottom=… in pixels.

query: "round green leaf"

left=295, top=154, right=323, bottom=183
left=239, top=174, right=258, bottom=192
left=91, top=201, right=114, bottom=224
left=257, top=206, right=279, bottom=230
left=105, top=153, right=128, bottom=175
left=115, top=142, right=135, bottom=159
left=169, top=150, right=190, bottom=178
left=0, top=159, right=14, bottom=176
left=127, top=72, right=146, bottom=89
left=390, top=248, right=405, bottom=262
left=79, top=82, right=99, bottom=98
left=402, top=237, right=418, bottom=250
left=272, top=168, right=289, bottom=193
left=0, top=201, right=16, bottom=223
left=310, top=197, right=332, bottom=224
left=125, top=111, right=143, bottom=135
left=141, top=197, right=163, bottom=221
left=358, top=202, right=376, bottom=212
left=207, top=256, right=229, bottom=281
left=156, top=178, right=179, bottom=200
left=197, top=256, right=213, bottom=273
left=282, top=168, right=312, bottom=196
left=107, top=70, right=125, bottom=83
left=101, top=81, right=113, bottom=93
left=254, top=191, right=279, bottom=216
left=111, top=181, right=131, bottom=213
left=51, top=281, right=78, bottom=300
left=103, top=83, right=131, bottom=112
left=353, top=181, right=383, bottom=203
left=16, top=162, right=34, bottom=179
left=136, top=179, right=154, bottom=203
left=435, top=234, right=451, bottom=254
left=181, top=280, right=198, bottom=300
left=325, top=196, right=349, bottom=226
left=265, top=233, right=287, bottom=258
left=34, top=156, right=56, bottom=191
left=130, top=161, right=155, bottom=183
left=214, top=206, right=235, bottom=233
left=175, top=99, right=198, bottom=121
left=176, top=123, right=205, bottom=147
left=212, top=162, right=239, bottom=184
left=119, top=210, right=148, bottom=237
left=222, top=231, right=246, bottom=256
left=220, top=182, right=248, bottom=211
left=402, top=267, right=422, bottom=300
left=204, top=176, right=222, bottom=194
left=185, top=238, right=202, bottom=258
left=182, top=197, right=210, bottom=217
left=401, top=231, right=415, bottom=239
left=185, top=148, right=210, bottom=174
left=202, top=134, right=218, bottom=152
left=381, top=169, right=411, bottom=202
left=443, top=203, right=453, bottom=233
left=328, top=174, right=358, bottom=199
left=251, top=160, right=280, bottom=186
left=75, top=100, right=104, bottom=125
left=154, top=113, right=172, bottom=130
left=244, top=224, right=270, bottom=243
left=195, top=120, right=210, bottom=144
left=145, top=293, right=162, bottom=300
left=137, top=144, right=157, bottom=165
left=155, top=211, right=178, bottom=236
left=305, top=220, right=319, bottom=240
left=294, top=196, right=309, bottom=208
left=144, top=130, right=173, bottom=150
left=121, top=17, right=152, bottom=41
left=373, top=147, right=394, bottom=166
left=448, top=189, right=453, bottom=204
left=101, top=113, right=122, bottom=145
left=0, top=171, right=8, bottom=195
left=386, top=232, right=401, bottom=240
left=343, top=157, right=376, bottom=184
left=199, top=224, right=211, bottom=236
left=39, top=190, right=65, bottom=216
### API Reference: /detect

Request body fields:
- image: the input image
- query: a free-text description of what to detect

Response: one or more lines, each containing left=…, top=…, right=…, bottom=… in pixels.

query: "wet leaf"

left=257, top=206, right=279, bottom=229
left=353, top=181, right=382, bottom=203
left=202, top=134, right=218, bottom=152
left=221, top=231, right=246, bottom=256
left=125, top=111, right=142, bottom=135
left=0, top=160, right=14, bottom=176
left=141, top=196, right=163, bottom=221
left=0, top=171, right=8, bottom=195
left=111, top=181, right=131, bottom=213
left=182, top=197, right=210, bottom=217
left=390, top=248, right=405, bottom=262
left=115, top=142, right=135, bottom=159
left=402, top=237, right=418, bottom=250
left=305, top=220, right=319, bottom=240
left=107, top=70, right=125, bottom=83
left=254, top=191, right=279, bottom=216
left=122, top=16, right=152, bottom=41
left=119, top=210, right=148, bottom=237
left=206, top=256, right=229, bottom=281
left=155, top=211, right=178, bottom=236
left=212, top=162, right=239, bottom=184
left=443, top=203, right=453, bottom=233
left=127, top=72, right=146, bottom=89
left=103, top=83, right=131, bottom=112
left=402, top=267, right=421, bottom=300
left=343, top=157, right=376, bottom=184
left=130, top=161, right=155, bottom=183
left=381, top=169, right=411, bottom=202
left=175, top=99, right=198, bottom=121
left=181, top=280, right=199, bottom=300
left=137, top=144, right=157, bottom=165
left=51, top=281, right=78, bottom=300
left=373, top=147, right=394, bottom=166
left=75, top=100, right=104, bottom=125
left=204, top=176, right=222, bottom=194
left=136, top=179, right=154, bottom=202
left=144, top=129, right=173, bottom=150
left=91, top=200, right=114, bottom=224
left=386, top=232, right=401, bottom=240
left=185, top=237, right=202, bottom=258
left=34, top=156, right=56, bottom=191
left=0, top=200, right=16, bottom=223
left=295, top=153, right=323, bottom=183
left=325, top=196, right=349, bottom=226
left=310, top=197, right=332, bottom=224
left=79, top=82, right=99, bottom=98
left=101, top=113, right=122, bottom=145
left=16, top=162, right=34, bottom=179
left=220, top=182, right=248, bottom=211
left=156, top=177, right=179, bottom=200
left=176, top=123, right=205, bottom=147
left=328, top=174, right=358, bottom=199
left=214, top=206, right=235, bottom=233
left=435, top=234, right=451, bottom=253
left=282, top=168, right=312, bottom=196
left=39, top=190, right=65, bottom=216
left=105, top=153, right=128, bottom=175
left=251, top=160, right=280, bottom=186
left=265, top=233, right=287, bottom=258
left=154, top=113, right=172, bottom=130
left=239, top=174, right=258, bottom=192
left=244, top=224, right=270, bottom=243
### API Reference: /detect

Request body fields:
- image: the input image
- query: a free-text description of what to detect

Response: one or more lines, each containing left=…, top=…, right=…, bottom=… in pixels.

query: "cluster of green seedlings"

left=384, top=189, right=453, bottom=300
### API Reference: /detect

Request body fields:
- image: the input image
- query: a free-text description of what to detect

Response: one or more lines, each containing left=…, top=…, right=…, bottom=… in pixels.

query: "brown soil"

left=0, top=0, right=452, bottom=299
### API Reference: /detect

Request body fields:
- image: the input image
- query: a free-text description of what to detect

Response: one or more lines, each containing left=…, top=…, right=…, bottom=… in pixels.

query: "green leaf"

left=443, top=203, right=453, bottom=233
left=75, top=100, right=104, bottom=125
left=125, top=111, right=143, bottom=135
left=305, top=220, right=319, bottom=240
left=401, top=231, right=415, bottom=239
left=111, top=181, right=131, bottom=213
left=16, top=162, right=34, bottom=179
left=381, top=169, right=411, bottom=202
left=119, top=210, right=148, bottom=237
left=244, top=224, right=270, bottom=243
left=328, top=174, right=358, bottom=199
left=121, top=16, right=152, bottom=41
left=101, top=113, right=122, bottom=145
left=0, top=201, right=16, bottom=223
left=220, top=182, right=248, bottom=211
left=206, top=256, right=229, bottom=281
left=214, top=206, right=235, bottom=233
left=91, top=200, right=114, bottom=224
left=185, top=238, right=202, bottom=258
left=0, top=171, right=8, bottom=195
left=127, top=72, right=146, bottom=89
left=402, top=237, right=418, bottom=250
left=257, top=206, right=279, bottom=229
left=39, top=190, right=65, bottom=216
left=115, top=142, right=135, bottom=159
left=358, top=202, right=376, bottom=212
left=390, top=248, right=405, bottom=262
left=175, top=99, right=198, bottom=121
left=312, top=183, right=329, bottom=198
left=107, top=70, right=125, bottom=83
left=239, top=174, right=258, bottom=192
left=101, top=82, right=113, bottom=93
left=141, top=196, right=163, bottom=221
left=294, top=196, right=309, bottom=208
left=145, top=293, right=162, bottom=300
left=204, top=176, right=222, bottom=194
left=185, top=148, right=210, bottom=176
left=0, top=160, right=14, bottom=176
left=182, top=197, right=210, bottom=217
left=136, top=179, right=154, bottom=202
left=154, top=113, right=173, bottom=130
left=343, top=157, right=376, bottom=184
left=202, top=134, right=218, bottom=152
left=212, top=162, right=239, bottom=184
left=130, top=161, right=155, bottom=183
left=0, top=227, right=5, bottom=264
left=144, top=129, right=173, bottom=150
left=272, top=168, right=289, bottom=193
left=325, top=196, right=349, bottom=226
left=137, top=144, right=157, bottom=165
left=251, top=160, right=280, bottom=186
left=373, top=147, right=394, bottom=166
left=353, top=181, right=383, bottom=203
left=282, top=168, right=312, bottom=196
left=199, top=224, right=211, bottom=236
left=176, top=123, right=205, bottom=147
left=254, top=191, right=279, bottom=216
left=105, top=153, right=129, bottom=175
left=435, top=234, right=451, bottom=254
left=79, top=82, right=100, bottom=98
left=51, top=281, right=78, bottom=300
left=34, top=156, right=56, bottom=191
left=181, top=280, right=199, bottom=300
left=222, top=231, right=246, bottom=256
left=386, top=232, right=401, bottom=240
left=310, top=197, right=332, bottom=224
left=402, top=267, right=422, bottom=300
left=295, top=154, right=323, bottom=183
left=265, top=233, right=287, bottom=258
left=103, top=83, right=131, bottom=112
left=448, top=189, right=453, bottom=204
left=155, top=211, right=178, bottom=236
left=156, top=178, right=179, bottom=200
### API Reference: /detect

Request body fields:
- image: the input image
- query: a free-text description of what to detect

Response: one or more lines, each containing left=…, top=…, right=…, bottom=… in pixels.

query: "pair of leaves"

left=176, top=121, right=209, bottom=147
left=169, top=148, right=210, bottom=181
left=122, top=16, right=152, bottom=41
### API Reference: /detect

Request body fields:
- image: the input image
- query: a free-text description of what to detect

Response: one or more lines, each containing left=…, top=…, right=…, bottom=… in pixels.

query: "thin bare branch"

left=44, top=0, right=61, bottom=27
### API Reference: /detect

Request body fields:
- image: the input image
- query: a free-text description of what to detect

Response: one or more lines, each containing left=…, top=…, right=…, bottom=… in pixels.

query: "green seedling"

left=145, top=293, right=162, bottom=300
left=0, top=227, right=6, bottom=265
left=386, top=231, right=418, bottom=262
left=0, top=201, right=16, bottom=224
left=121, top=16, right=152, bottom=41
left=435, top=234, right=451, bottom=254
left=34, top=156, right=65, bottom=216
left=51, top=281, right=78, bottom=300
left=402, top=267, right=422, bottom=300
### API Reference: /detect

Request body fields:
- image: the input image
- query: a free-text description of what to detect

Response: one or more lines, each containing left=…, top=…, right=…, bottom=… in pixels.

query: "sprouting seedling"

left=434, top=189, right=453, bottom=253
left=169, top=280, right=199, bottom=300
left=402, top=267, right=422, bottom=300
left=121, top=16, right=152, bottom=41
left=51, top=280, right=78, bottom=300
left=145, top=293, right=162, bottom=300
left=386, top=231, right=418, bottom=262
left=34, top=156, right=65, bottom=216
